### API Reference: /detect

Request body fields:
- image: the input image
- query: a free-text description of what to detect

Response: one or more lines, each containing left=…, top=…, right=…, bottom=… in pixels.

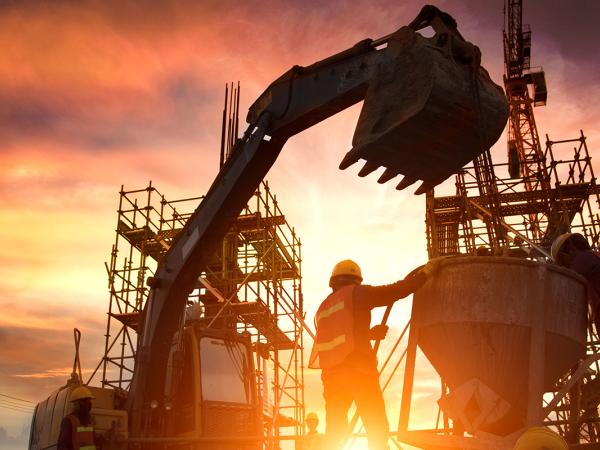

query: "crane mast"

left=503, top=0, right=550, bottom=241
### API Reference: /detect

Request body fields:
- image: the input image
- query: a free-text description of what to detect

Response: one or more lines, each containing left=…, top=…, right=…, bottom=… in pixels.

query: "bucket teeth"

left=396, top=176, right=417, bottom=191
left=415, top=181, right=434, bottom=195
left=339, top=151, right=360, bottom=170
left=358, top=161, right=379, bottom=177
left=377, top=168, right=398, bottom=184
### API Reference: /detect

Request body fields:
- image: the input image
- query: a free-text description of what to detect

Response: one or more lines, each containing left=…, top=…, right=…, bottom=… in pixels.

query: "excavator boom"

left=128, top=5, right=508, bottom=434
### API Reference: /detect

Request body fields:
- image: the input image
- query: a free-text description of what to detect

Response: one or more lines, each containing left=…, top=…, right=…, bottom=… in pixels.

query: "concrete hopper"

left=413, top=257, right=588, bottom=436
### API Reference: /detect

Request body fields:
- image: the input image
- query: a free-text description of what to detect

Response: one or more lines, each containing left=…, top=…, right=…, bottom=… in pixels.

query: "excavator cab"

left=164, top=326, right=262, bottom=449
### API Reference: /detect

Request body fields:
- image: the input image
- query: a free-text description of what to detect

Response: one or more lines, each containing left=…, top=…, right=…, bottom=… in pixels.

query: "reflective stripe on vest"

left=308, top=285, right=355, bottom=369
left=67, top=415, right=97, bottom=450
left=317, top=301, right=345, bottom=321
left=313, top=333, right=346, bottom=353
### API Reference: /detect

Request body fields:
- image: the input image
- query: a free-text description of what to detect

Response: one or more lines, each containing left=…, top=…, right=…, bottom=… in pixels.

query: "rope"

left=72, top=328, right=83, bottom=383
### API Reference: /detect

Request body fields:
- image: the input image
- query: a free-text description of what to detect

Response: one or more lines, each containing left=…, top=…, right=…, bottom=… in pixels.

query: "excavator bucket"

left=343, top=22, right=508, bottom=194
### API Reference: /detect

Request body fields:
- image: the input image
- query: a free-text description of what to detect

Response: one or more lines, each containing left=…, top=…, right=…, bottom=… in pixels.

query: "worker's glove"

left=422, top=256, right=450, bottom=277
left=369, top=324, right=389, bottom=341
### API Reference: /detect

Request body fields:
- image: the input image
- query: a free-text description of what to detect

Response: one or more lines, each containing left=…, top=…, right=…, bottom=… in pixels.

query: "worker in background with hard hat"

left=513, top=427, right=568, bottom=450
left=301, top=412, right=323, bottom=449
left=552, top=232, right=600, bottom=332
left=57, top=386, right=100, bottom=450
left=308, top=258, right=440, bottom=450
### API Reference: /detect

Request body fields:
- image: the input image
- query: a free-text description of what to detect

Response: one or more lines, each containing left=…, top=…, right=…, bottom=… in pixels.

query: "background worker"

left=57, top=386, right=99, bottom=450
left=308, top=258, right=440, bottom=450
left=301, top=412, right=323, bottom=450
left=551, top=232, right=600, bottom=332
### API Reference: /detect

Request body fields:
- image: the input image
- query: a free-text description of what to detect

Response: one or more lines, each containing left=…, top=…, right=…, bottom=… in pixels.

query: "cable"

left=0, top=403, right=33, bottom=414
left=0, top=404, right=33, bottom=414
left=0, top=393, right=34, bottom=404
left=0, top=398, right=34, bottom=409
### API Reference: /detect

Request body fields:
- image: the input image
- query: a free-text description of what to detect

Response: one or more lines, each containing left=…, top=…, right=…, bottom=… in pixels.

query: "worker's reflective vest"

left=308, top=285, right=355, bottom=369
left=66, top=414, right=96, bottom=450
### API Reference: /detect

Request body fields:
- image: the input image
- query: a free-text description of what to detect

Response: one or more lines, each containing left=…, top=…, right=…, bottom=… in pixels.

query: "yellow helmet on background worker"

left=70, top=386, right=94, bottom=402
left=305, top=412, right=318, bottom=424
left=513, top=427, right=568, bottom=450
left=305, top=411, right=319, bottom=435
left=551, top=232, right=573, bottom=262
left=329, top=260, right=362, bottom=287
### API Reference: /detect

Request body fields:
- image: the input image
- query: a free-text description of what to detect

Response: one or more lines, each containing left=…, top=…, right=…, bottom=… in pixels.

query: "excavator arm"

left=128, top=5, right=508, bottom=433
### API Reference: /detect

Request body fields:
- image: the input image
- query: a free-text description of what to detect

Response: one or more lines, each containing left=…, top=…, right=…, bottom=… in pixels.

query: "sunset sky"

left=1, top=0, right=599, bottom=447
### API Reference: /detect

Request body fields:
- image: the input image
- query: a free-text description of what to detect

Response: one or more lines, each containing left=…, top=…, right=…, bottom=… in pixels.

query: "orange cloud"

left=14, top=367, right=94, bottom=380
left=0, top=0, right=599, bottom=442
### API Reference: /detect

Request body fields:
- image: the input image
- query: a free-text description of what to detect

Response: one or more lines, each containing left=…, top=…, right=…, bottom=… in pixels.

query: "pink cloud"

left=0, top=0, right=599, bottom=439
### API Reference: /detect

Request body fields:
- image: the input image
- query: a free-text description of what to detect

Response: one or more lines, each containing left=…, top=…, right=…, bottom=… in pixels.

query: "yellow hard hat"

left=330, top=260, right=362, bottom=286
left=513, top=427, right=568, bottom=450
left=476, top=245, right=489, bottom=255
left=306, top=412, right=318, bottom=423
left=70, top=386, right=94, bottom=402
left=551, top=232, right=572, bottom=262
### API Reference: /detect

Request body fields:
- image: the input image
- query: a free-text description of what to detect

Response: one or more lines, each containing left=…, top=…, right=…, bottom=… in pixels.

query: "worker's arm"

left=572, top=252, right=600, bottom=296
left=355, top=271, right=428, bottom=309
left=57, top=417, right=73, bottom=450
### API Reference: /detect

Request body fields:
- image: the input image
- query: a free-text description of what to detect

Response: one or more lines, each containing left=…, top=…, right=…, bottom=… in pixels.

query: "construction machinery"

left=398, top=257, right=589, bottom=449
left=27, top=5, right=508, bottom=450
left=399, top=0, right=600, bottom=448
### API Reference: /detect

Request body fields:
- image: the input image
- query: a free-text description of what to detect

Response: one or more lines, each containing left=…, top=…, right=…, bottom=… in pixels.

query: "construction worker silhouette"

left=57, top=386, right=99, bottom=450
left=309, top=259, right=437, bottom=450
left=552, top=232, right=600, bottom=332
left=302, top=412, right=323, bottom=449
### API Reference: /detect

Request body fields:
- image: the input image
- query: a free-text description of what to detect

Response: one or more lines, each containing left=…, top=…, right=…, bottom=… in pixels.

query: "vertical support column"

left=399, top=307, right=419, bottom=432
left=425, top=190, right=437, bottom=258
left=441, top=381, right=450, bottom=431
left=526, top=265, right=547, bottom=426
left=566, top=373, right=581, bottom=443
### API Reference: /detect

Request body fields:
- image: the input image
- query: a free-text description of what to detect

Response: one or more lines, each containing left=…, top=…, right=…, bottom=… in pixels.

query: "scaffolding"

left=426, top=131, right=600, bottom=259
left=91, top=179, right=305, bottom=441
